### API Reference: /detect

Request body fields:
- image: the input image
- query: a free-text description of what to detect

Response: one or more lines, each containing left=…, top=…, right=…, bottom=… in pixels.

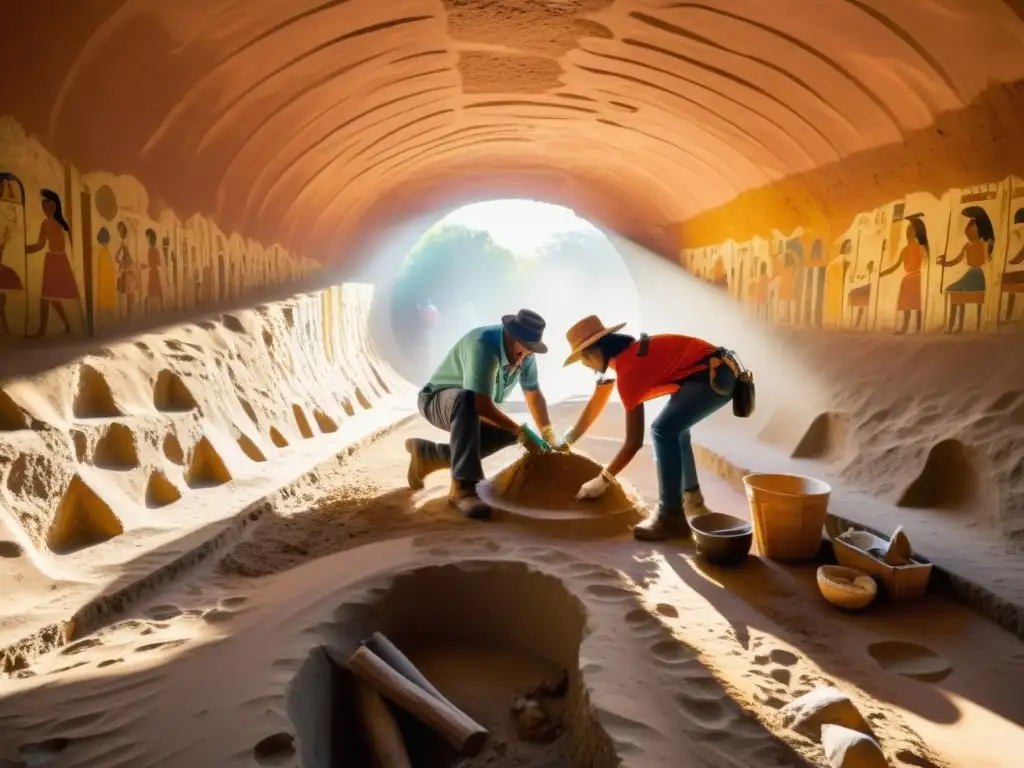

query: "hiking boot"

left=684, top=488, right=712, bottom=517
left=448, top=480, right=492, bottom=520
left=405, top=438, right=448, bottom=490
left=632, top=508, right=691, bottom=541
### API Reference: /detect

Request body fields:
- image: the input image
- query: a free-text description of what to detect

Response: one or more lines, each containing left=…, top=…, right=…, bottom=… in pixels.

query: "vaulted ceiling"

left=3, top=0, right=1024, bottom=261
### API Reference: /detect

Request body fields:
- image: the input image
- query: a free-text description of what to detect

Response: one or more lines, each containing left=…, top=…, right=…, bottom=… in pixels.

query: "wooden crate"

left=831, top=530, right=932, bottom=600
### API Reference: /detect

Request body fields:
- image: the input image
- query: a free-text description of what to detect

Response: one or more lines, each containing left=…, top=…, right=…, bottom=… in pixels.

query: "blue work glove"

left=516, top=424, right=551, bottom=455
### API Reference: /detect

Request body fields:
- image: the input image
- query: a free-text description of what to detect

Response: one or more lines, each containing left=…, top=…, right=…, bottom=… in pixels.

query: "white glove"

left=576, top=468, right=613, bottom=500
left=553, top=426, right=576, bottom=454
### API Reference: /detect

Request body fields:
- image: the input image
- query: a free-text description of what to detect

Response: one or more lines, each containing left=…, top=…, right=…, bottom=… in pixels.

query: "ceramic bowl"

left=689, top=512, right=753, bottom=566
left=817, top=565, right=878, bottom=610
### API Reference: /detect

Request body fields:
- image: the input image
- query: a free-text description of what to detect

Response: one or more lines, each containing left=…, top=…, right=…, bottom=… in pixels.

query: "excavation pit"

left=288, top=562, right=619, bottom=768
left=477, top=451, right=645, bottom=536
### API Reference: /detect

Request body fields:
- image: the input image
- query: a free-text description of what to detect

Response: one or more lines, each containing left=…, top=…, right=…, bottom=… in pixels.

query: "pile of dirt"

left=489, top=451, right=636, bottom=515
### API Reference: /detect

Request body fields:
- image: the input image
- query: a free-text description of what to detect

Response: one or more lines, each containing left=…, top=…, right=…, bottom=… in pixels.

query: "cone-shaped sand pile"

left=479, top=451, right=645, bottom=536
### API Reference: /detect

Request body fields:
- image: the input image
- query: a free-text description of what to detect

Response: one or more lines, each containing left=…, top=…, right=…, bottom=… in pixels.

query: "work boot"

left=448, top=480, right=492, bottom=520
left=405, top=438, right=447, bottom=490
left=683, top=488, right=712, bottom=517
left=632, top=508, right=691, bottom=541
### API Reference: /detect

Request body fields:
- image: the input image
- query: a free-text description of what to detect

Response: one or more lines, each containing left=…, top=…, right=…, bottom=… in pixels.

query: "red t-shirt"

left=613, top=334, right=718, bottom=412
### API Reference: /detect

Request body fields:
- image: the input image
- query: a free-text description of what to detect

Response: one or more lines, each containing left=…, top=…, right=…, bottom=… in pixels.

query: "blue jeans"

left=650, top=363, right=736, bottom=514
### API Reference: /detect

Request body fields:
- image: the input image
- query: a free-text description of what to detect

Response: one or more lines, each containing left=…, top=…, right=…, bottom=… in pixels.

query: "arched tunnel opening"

left=384, top=198, right=643, bottom=398
left=1, top=4, right=1024, bottom=768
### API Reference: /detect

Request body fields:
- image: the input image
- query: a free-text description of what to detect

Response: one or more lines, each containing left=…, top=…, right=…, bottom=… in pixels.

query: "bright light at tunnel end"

left=434, top=198, right=601, bottom=258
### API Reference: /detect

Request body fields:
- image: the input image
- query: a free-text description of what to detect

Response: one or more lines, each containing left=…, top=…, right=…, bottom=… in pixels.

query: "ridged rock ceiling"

left=3, top=0, right=1024, bottom=259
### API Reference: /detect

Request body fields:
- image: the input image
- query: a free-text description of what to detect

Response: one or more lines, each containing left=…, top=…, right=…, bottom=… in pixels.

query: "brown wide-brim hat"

left=563, top=315, right=626, bottom=367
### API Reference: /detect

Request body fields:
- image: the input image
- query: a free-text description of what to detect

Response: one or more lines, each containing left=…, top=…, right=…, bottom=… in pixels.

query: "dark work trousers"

left=417, top=387, right=517, bottom=484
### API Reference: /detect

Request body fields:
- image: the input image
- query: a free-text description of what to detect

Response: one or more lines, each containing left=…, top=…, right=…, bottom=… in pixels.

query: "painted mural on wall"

left=0, top=116, right=319, bottom=341
left=680, top=178, right=1024, bottom=335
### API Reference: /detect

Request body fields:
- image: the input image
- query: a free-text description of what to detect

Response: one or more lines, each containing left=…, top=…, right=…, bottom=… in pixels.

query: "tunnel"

left=1, top=3, right=1024, bottom=768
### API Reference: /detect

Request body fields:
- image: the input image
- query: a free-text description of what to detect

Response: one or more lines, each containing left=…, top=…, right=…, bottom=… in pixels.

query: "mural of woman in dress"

left=0, top=172, right=26, bottom=336
left=94, top=226, right=118, bottom=326
left=114, top=220, right=138, bottom=320
left=937, top=206, right=995, bottom=334
left=878, top=213, right=928, bottom=334
left=142, top=228, right=163, bottom=314
left=999, top=208, right=1024, bottom=324
left=25, top=189, right=78, bottom=336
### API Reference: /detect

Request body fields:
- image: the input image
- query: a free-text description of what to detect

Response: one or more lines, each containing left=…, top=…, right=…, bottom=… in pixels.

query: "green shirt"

left=426, top=325, right=539, bottom=404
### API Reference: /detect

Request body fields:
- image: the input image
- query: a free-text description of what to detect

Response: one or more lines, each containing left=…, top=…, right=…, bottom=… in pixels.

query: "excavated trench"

left=287, top=562, right=619, bottom=768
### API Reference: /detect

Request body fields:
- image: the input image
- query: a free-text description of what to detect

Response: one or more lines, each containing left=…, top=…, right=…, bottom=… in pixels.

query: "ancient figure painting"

left=0, top=117, right=312, bottom=341
left=674, top=176, right=1024, bottom=337
left=25, top=188, right=80, bottom=337
left=0, top=172, right=28, bottom=337
left=935, top=185, right=1003, bottom=334
left=999, top=178, right=1024, bottom=326
left=91, top=183, right=121, bottom=331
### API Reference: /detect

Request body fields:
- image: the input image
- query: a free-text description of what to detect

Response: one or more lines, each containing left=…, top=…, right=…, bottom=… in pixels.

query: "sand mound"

left=47, top=475, right=124, bottom=554
left=153, top=370, right=198, bottom=412
left=72, top=363, right=121, bottom=419
left=791, top=411, right=854, bottom=463
left=293, top=405, right=315, bottom=439
left=163, top=432, right=185, bottom=465
left=269, top=426, right=289, bottom=448
left=897, top=439, right=982, bottom=510
left=185, top=437, right=232, bottom=489
left=237, top=434, right=267, bottom=462
left=93, top=423, right=140, bottom=470
left=145, top=470, right=182, bottom=508
left=313, top=408, right=338, bottom=434
left=490, top=451, right=630, bottom=513
left=479, top=451, right=645, bottom=536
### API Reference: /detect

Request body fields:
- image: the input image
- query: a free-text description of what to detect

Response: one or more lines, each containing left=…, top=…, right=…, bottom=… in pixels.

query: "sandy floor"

left=2, top=305, right=1023, bottom=768
left=1, top=412, right=1021, bottom=768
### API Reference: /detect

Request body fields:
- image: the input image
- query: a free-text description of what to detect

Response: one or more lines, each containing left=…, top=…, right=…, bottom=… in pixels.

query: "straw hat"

left=563, top=315, right=626, bottom=367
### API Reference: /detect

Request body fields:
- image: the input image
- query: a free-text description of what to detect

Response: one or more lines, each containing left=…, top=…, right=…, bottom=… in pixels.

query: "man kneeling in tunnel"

left=405, top=309, right=557, bottom=519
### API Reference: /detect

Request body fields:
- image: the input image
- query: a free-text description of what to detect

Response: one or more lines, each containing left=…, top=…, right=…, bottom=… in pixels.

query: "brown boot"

left=448, top=480, right=492, bottom=520
left=405, top=438, right=447, bottom=490
left=632, top=508, right=691, bottom=542
left=683, top=488, right=711, bottom=517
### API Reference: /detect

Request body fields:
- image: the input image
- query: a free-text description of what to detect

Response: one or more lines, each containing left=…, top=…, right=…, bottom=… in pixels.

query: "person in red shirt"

left=558, top=315, right=740, bottom=541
